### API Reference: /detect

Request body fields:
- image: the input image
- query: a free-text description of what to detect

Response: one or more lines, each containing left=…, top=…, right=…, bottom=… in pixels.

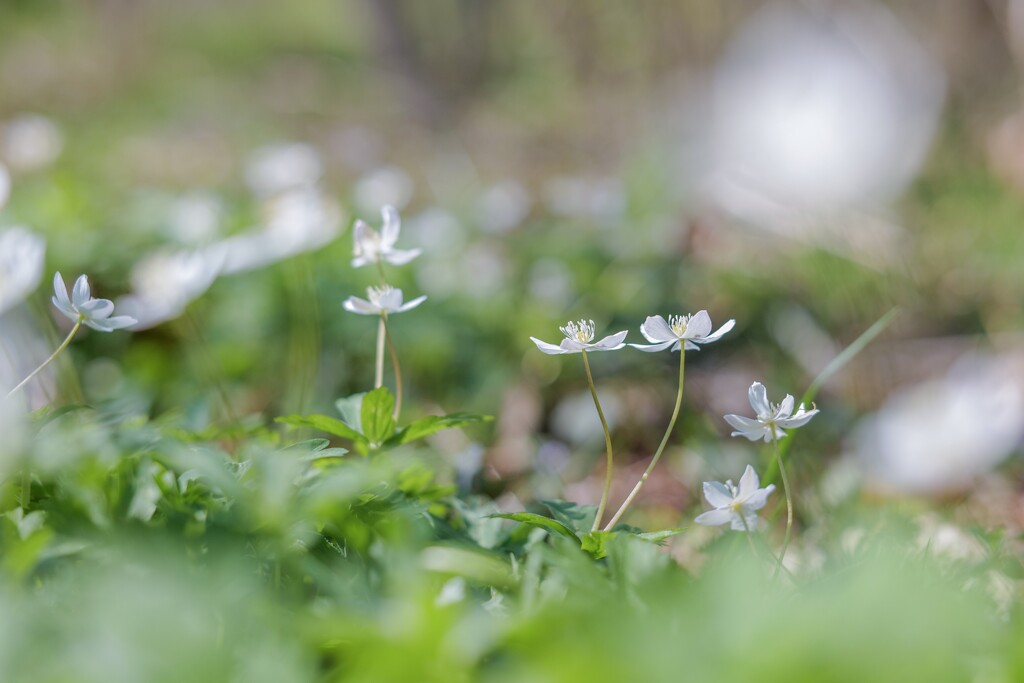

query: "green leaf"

left=334, top=393, right=365, bottom=433
left=276, top=414, right=367, bottom=446
left=386, top=412, right=494, bottom=447
left=542, top=499, right=598, bottom=535
left=581, top=530, right=615, bottom=559
left=636, top=528, right=686, bottom=545
left=491, top=512, right=582, bottom=544
left=360, top=387, right=396, bottom=446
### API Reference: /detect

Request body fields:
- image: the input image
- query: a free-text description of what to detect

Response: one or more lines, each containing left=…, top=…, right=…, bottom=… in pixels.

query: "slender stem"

left=375, top=259, right=388, bottom=286
left=20, top=469, right=30, bottom=510
left=374, top=315, right=386, bottom=389
left=604, top=350, right=686, bottom=531
left=581, top=350, right=614, bottom=532
left=382, top=316, right=402, bottom=420
left=7, top=319, right=82, bottom=398
left=772, top=432, right=794, bottom=578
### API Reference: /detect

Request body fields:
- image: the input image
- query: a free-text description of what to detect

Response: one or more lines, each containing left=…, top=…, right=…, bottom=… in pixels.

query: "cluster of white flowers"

left=343, top=205, right=426, bottom=318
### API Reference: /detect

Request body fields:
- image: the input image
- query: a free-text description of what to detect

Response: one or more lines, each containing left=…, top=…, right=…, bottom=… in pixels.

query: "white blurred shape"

left=0, top=306, right=53, bottom=406
left=353, top=166, right=413, bottom=215
left=459, top=243, right=509, bottom=300
left=405, top=208, right=466, bottom=253
left=0, top=162, right=9, bottom=209
left=544, top=176, right=625, bottom=221
left=852, top=354, right=1024, bottom=494
left=0, top=226, right=45, bottom=315
left=551, top=389, right=621, bottom=446
left=244, top=142, right=322, bottom=197
left=118, top=249, right=224, bottom=330
left=476, top=181, right=531, bottom=234
left=217, top=188, right=343, bottom=275
left=0, top=114, right=63, bottom=172
left=166, top=191, right=223, bottom=245
left=527, top=258, right=574, bottom=309
left=709, top=3, right=944, bottom=225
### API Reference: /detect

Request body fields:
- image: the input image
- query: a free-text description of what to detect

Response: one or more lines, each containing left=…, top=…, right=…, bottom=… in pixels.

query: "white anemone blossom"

left=630, top=311, right=735, bottom=352
left=725, top=382, right=819, bottom=442
left=0, top=227, right=45, bottom=315
left=695, top=465, right=775, bottom=531
left=117, top=249, right=224, bottom=330
left=351, top=205, right=420, bottom=268
left=342, top=285, right=426, bottom=316
left=52, top=272, right=136, bottom=332
left=530, top=319, right=627, bottom=355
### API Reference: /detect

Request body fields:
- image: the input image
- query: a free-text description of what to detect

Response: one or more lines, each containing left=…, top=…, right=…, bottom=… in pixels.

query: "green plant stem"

left=374, top=315, right=386, bottom=389
left=382, top=316, right=402, bottom=420
left=6, top=319, right=82, bottom=398
left=581, top=350, right=614, bottom=532
left=772, top=432, right=794, bottom=578
left=603, top=350, right=686, bottom=531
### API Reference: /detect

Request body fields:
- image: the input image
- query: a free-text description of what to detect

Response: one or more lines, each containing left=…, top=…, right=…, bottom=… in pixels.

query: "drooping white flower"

left=51, top=272, right=136, bottom=332
left=530, top=319, right=627, bottom=355
left=0, top=227, right=45, bottom=315
left=695, top=464, right=775, bottom=531
left=724, top=382, right=818, bottom=442
left=630, top=311, right=735, bottom=352
left=351, top=205, right=420, bottom=268
left=342, top=285, right=426, bottom=316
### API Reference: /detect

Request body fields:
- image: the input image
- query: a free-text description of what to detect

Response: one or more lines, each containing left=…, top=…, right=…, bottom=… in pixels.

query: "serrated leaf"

left=335, top=393, right=365, bottom=433
left=581, top=530, right=614, bottom=559
left=276, top=414, right=367, bottom=445
left=386, top=413, right=494, bottom=447
left=542, top=499, right=598, bottom=535
left=491, top=512, right=581, bottom=544
left=360, top=387, right=396, bottom=446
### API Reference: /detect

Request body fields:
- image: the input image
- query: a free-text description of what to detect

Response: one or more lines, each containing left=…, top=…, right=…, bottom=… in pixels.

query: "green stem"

left=6, top=319, right=82, bottom=398
left=581, top=350, right=614, bottom=532
left=374, top=315, right=386, bottom=389
left=604, top=349, right=686, bottom=531
left=772, top=432, right=794, bottom=578
left=383, top=316, right=402, bottom=420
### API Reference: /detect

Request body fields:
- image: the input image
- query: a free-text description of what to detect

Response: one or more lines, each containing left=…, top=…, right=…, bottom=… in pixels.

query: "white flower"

left=117, top=249, right=223, bottom=330
left=342, top=285, right=426, bottom=316
left=530, top=319, right=627, bottom=355
left=0, top=227, right=45, bottom=315
left=244, top=142, right=322, bottom=197
left=351, top=205, right=420, bottom=268
left=51, top=272, right=136, bottom=332
left=630, top=311, right=735, bottom=352
left=724, top=382, right=818, bottom=442
left=695, top=465, right=775, bottom=531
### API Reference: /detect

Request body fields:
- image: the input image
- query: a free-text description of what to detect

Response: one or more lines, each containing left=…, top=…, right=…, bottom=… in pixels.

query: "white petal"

left=695, top=319, right=735, bottom=343
left=383, top=247, right=421, bottom=265
left=380, top=205, right=400, bottom=247
left=628, top=340, right=676, bottom=353
left=72, top=274, right=91, bottom=308
left=682, top=310, right=712, bottom=339
left=78, top=298, right=114, bottom=319
left=683, top=340, right=699, bottom=351
left=530, top=337, right=569, bottom=355
left=377, top=287, right=404, bottom=311
left=352, top=220, right=371, bottom=249
left=724, top=414, right=762, bottom=432
left=775, top=394, right=795, bottom=419
left=396, top=294, right=427, bottom=312
left=779, top=408, right=818, bottom=429
left=748, top=382, right=771, bottom=418
left=351, top=255, right=371, bottom=268
left=703, top=481, right=735, bottom=508
left=558, top=338, right=585, bottom=353
left=731, top=512, right=760, bottom=532
left=86, top=315, right=137, bottom=332
left=744, top=484, right=775, bottom=511
left=590, top=330, right=627, bottom=351
left=52, top=272, right=71, bottom=308
left=639, top=315, right=675, bottom=343
left=342, top=296, right=378, bottom=315
left=737, top=465, right=760, bottom=500
left=695, top=508, right=734, bottom=527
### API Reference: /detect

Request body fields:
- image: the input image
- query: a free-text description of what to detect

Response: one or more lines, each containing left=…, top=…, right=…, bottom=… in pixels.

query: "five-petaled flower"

left=630, top=311, right=735, bottom=352
left=351, top=205, right=421, bottom=268
left=724, top=382, right=818, bottom=443
left=695, top=465, right=775, bottom=531
left=52, top=272, right=137, bottom=332
left=343, top=285, right=426, bottom=316
left=530, top=319, right=627, bottom=355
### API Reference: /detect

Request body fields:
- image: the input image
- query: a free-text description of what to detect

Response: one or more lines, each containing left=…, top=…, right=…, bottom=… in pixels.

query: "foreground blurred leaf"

left=360, top=387, right=396, bottom=446
left=385, top=413, right=493, bottom=447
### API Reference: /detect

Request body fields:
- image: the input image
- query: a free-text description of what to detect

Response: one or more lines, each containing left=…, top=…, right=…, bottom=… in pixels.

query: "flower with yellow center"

left=530, top=319, right=627, bottom=355
left=629, top=310, right=734, bottom=352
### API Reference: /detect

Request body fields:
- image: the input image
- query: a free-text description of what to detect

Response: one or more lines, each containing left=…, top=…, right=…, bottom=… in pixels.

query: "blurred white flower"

left=353, top=166, right=413, bottom=215
left=244, top=142, right=322, bottom=197
left=435, top=577, right=467, bottom=607
left=351, top=205, right=420, bottom=268
left=218, top=188, right=343, bottom=274
left=630, top=311, right=735, bottom=353
left=0, top=161, right=9, bottom=209
left=527, top=259, right=574, bottom=309
left=0, top=308, right=54, bottom=405
left=0, top=226, right=45, bottom=315
left=52, top=272, right=136, bottom=332
left=342, top=285, right=426, bottom=316
left=530, top=320, right=627, bottom=355
left=695, top=464, right=775, bottom=531
left=117, top=249, right=224, bottom=329
left=166, top=191, right=223, bottom=245
left=0, top=114, right=63, bottom=172
left=552, top=388, right=622, bottom=445
left=724, top=382, right=818, bottom=442
left=852, top=355, right=1024, bottom=494
left=477, top=181, right=531, bottom=234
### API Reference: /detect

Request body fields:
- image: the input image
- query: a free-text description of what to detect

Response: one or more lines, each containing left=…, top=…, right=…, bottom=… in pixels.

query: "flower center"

left=367, top=285, right=394, bottom=306
left=669, top=314, right=689, bottom=338
left=559, top=319, right=595, bottom=344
